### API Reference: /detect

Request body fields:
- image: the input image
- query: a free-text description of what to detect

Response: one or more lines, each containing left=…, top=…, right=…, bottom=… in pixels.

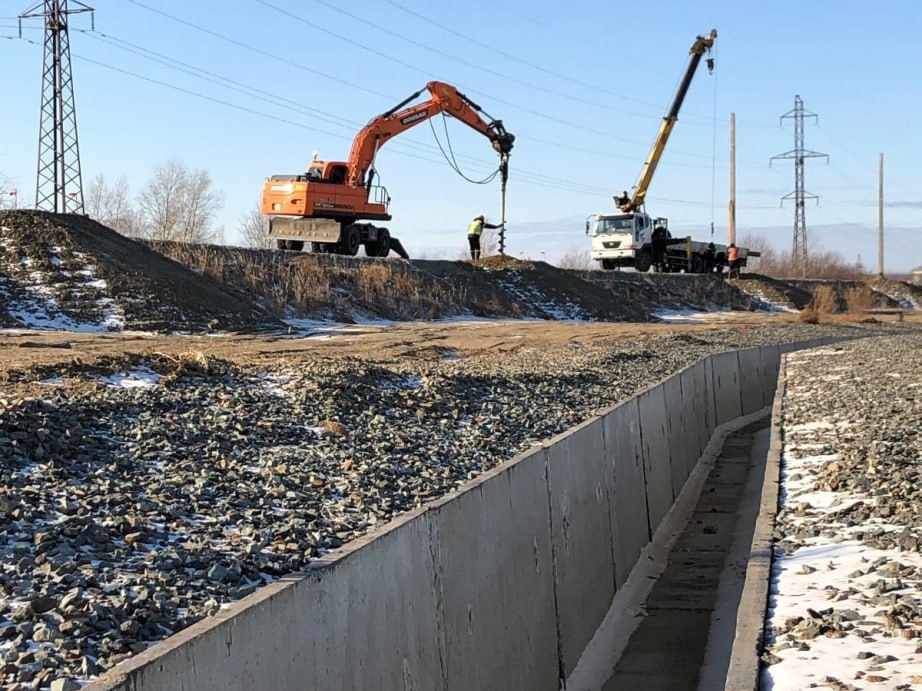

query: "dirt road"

left=0, top=313, right=814, bottom=373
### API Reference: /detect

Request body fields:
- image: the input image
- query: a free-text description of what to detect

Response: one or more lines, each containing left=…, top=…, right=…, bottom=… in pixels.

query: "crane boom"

left=614, top=29, right=717, bottom=213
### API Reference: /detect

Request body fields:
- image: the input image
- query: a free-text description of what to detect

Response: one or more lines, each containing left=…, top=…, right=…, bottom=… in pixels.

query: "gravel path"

left=762, top=334, right=922, bottom=690
left=0, top=322, right=910, bottom=688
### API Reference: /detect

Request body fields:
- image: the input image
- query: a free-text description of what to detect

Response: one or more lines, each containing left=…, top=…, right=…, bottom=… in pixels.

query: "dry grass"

left=811, top=285, right=839, bottom=314
left=475, top=255, right=535, bottom=270
left=149, top=242, right=481, bottom=321
left=798, top=306, right=820, bottom=324
left=319, top=420, right=348, bottom=437
left=845, top=285, right=875, bottom=315
left=152, top=349, right=215, bottom=382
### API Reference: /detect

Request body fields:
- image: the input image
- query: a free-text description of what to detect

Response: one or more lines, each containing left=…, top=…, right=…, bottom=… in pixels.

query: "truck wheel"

left=634, top=252, right=652, bottom=273
left=340, top=226, right=361, bottom=256
left=365, top=227, right=391, bottom=257
left=276, top=239, right=289, bottom=250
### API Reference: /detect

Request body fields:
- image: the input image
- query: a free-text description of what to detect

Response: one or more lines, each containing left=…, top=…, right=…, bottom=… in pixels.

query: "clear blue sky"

left=1, top=0, right=920, bottom=269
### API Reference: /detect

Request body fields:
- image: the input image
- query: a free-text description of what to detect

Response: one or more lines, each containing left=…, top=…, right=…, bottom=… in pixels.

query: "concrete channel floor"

left=601, top=421, right=770, bottom=691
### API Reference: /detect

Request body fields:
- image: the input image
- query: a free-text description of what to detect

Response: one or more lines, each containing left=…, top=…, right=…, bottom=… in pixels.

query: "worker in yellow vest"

left=467, top=214, right=502, bottom=260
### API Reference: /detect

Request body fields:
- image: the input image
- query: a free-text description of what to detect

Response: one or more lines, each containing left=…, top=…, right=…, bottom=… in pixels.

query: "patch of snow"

left=763, top=409, right=922, bottom=688
left=492, top=269, right=592, bottom=321
left=379, top=375, right=423, bottom=391
left=249, top=371, right=295, bottom=398
left=762, top=542, right=922, bottom=691
left=95, top=368, right=161, bottom=388
left=0, top=247, right=125, bottom=332
left=652, top=309, right=739, bottom=323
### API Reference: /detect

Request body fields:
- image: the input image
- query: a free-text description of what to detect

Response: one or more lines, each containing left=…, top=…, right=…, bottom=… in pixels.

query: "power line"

left=380, top=0, right=675, bottom=114
left=86, top=28, right=753, bottom=171
left=124, top=0, right=394, bottom=102
left=379, top=0, right=779, bottom=132
left=69, top=32, right=624, bottom=195
left=309, top=0, right=668, bottom=120
left=254, top=0, right=729, bottom=162
left=111, top=4, right=761, bottom=171
left=11, top=39, right=611, bottom=198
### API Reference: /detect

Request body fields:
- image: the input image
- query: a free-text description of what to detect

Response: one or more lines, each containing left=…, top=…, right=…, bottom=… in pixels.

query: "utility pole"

left=878, top=153, right=884, bottom=277
left=19, top=0, right=94, bottom=215
left=770, top=95, right=828, bottom=278
left=728, top=112, right=736, bottom=246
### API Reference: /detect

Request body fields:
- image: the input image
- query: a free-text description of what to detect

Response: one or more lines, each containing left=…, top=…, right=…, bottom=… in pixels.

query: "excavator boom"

left=260, top=80, right=513, bottom=259
left=347, top=80, right=514, bottom=188
left=615, top=29, right=717, bottom=213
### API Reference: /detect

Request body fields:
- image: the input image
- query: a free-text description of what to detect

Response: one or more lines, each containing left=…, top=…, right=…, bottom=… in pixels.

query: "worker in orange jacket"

left=727, top=243, right=740, bottom=278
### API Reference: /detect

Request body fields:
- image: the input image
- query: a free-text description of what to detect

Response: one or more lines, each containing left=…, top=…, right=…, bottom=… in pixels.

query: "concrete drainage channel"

left=86, top=338, right=852, bottom=691
left=581, top=419, right=772, bottom=691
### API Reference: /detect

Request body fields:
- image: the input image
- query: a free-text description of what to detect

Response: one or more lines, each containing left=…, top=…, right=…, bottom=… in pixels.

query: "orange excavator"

left=260, top=80, right=514, bottom=259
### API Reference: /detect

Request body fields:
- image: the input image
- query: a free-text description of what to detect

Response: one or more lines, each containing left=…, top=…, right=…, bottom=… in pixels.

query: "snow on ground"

left=0, top=241, right=125, bottom=332
left=493, top=269, right=593, bottom=321
left=96, top=368, right=161, bottom=388
left=762, top=345, right=922, bottom=690
left=652, top=308, right=737, bottom=323
left=732, top=280, right=799, bottom=313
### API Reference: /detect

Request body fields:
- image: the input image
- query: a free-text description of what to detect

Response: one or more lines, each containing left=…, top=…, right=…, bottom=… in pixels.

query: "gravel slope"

left=763, top=334, right=922, bottom=689
left=0, top=322, right=911, bottom=688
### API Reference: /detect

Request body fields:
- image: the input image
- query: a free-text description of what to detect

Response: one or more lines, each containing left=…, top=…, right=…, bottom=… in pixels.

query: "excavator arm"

left=346, top=80, right=515, bottom=188
left=615, top=29, right=717, bottom=213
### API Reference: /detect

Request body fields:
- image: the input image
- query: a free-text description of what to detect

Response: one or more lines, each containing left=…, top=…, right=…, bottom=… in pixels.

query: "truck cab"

left=587, top=211, right=666, bottom=271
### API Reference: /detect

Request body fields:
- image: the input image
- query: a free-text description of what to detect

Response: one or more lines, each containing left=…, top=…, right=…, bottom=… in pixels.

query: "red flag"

left=8, top=190, right=16, bottom=197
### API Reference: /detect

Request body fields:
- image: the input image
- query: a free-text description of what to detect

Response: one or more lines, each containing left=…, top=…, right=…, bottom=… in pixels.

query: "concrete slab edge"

left=564, top=406, right=771, bottom=691
left=720, top=335, right=869, bottom=689
left=721, top=355, right=788, bottom=691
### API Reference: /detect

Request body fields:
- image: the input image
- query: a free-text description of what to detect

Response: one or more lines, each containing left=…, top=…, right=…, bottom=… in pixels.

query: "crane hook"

left=706, top=57, right=715, bottom=73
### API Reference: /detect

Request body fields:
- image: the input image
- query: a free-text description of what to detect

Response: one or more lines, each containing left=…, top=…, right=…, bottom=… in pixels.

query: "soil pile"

left=0, top=211, right=277, bottom=333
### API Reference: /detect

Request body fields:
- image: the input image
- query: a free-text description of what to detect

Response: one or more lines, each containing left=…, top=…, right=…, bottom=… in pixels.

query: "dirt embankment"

left=3, top=211, right=918, bottom=335
left=0, top=211, right=278, bottom=333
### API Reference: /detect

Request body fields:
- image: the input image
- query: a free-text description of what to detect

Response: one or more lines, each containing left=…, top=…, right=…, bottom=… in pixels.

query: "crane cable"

left=709, top=41, right=719, bottom=238
left=429, top=115, right=501, bottom=185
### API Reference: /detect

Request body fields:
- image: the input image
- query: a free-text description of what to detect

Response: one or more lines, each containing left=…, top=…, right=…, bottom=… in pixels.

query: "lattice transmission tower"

left=19, top=0, right=94, bottom=214
left=770, top=95, right=828, bottom=277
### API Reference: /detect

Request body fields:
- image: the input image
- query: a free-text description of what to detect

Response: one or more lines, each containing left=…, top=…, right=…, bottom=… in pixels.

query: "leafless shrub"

left=811, top=285, right=839, bottom=313
left=557, top=247, right=594, bottom=270
left=239, top=201, right=273, bottom=249
left=798, top=306, right=820, bottom=324
left=845, top=285, right=875, bottom=315
left=738, top=231, right=867, bottom=279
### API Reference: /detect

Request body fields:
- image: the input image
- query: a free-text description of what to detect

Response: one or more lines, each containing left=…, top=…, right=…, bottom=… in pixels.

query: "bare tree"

left=0, top=172, right=18, bottom=209
left=178, top=168, right=223, bottom=243
left=738, top=231, right=865, bottom=280
left=139, top=158, right=223, bottom=243
left=86, top=173, right=142, bottom=237
left=239, top=202, right=273, bottom=249
left=557, top=246, right=594, bottom=270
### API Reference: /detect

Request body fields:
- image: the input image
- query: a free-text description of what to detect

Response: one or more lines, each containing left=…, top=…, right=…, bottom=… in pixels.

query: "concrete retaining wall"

left=88, top=339, right=841, bottom=691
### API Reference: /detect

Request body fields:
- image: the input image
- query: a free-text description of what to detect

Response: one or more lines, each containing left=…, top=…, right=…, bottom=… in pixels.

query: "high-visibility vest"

left=728, top=246, right=739, bottom=261
left=468, top=219, right=484, bottom=237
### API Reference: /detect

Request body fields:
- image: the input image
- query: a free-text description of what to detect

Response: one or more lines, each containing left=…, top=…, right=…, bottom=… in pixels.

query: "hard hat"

left=476, top=214, right=485, bottom=221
